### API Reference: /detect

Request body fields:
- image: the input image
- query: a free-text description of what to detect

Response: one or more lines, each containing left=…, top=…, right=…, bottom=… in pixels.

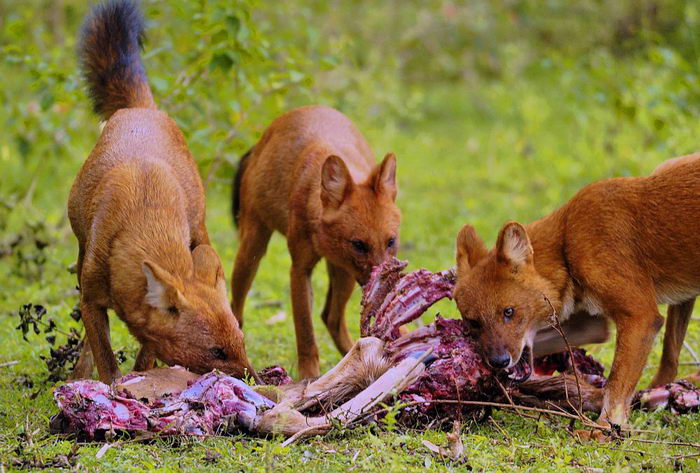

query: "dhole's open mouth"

left=505, top=345, right=533, bottom=382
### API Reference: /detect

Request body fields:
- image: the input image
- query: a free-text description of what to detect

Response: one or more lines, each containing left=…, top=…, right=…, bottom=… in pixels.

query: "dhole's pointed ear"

left=456, top=224, right=488, bottom=278
left=192, top=244, right=227, bottom=298
left=143, top=261, right=185, bottom=312
left=321, top=155, right=353, bottom=208
left=496, top=222, right=533, bottom=270
left=374, top=153, right=397, bottom=201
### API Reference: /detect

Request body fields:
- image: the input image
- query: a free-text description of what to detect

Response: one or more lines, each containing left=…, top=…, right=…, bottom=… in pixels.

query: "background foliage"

left=2, top=0, right=700, bottom=471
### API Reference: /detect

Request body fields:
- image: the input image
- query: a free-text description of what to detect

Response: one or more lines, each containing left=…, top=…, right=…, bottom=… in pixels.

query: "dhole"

left=453, top=154, right=700, bottom=436
left=231, top=106, right=400, bottom=378
left=68, top=0, right=257, bottom=383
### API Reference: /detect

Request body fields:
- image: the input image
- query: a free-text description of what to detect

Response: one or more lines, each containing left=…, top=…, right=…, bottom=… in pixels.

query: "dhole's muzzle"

left=480, top=333, right=533, bottom=382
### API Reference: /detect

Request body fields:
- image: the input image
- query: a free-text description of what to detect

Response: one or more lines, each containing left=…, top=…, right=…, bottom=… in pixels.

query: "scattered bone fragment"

left=422, top=421, right=466, bottom=463
left=258, top=365, right=293, bottom=386
left=634, top=380, right=700, bottom=413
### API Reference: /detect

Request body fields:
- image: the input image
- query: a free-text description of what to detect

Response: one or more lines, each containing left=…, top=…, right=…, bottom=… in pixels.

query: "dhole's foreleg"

left=76, top=242, right=85, bottom=283
left=289, top=236, right=321, bottom=379
left=70, top=243, right=95, bottom=380
left=600, top=303, right=663, bottom=429
left=80, top=299, right=120, bottom=383
left=190, top=224, right=210, bottom=249
left=80, top=257, right=120, bottom=383
left=69, top=339, right=94, bottom=380
left=649, top=298, right=695, bottom=388
left=321, top=262, right=355, bottom=355
left=134, top=345, right=157, bottom=371
left=230, top=215, right=272, bottom=327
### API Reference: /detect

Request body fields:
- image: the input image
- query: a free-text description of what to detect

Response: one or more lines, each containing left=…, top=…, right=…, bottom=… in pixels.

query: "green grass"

left=3, top=71, right=700, bottom=471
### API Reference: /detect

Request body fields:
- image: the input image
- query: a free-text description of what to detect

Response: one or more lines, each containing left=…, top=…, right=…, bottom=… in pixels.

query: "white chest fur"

left=560, top=288, right=605, bottom=320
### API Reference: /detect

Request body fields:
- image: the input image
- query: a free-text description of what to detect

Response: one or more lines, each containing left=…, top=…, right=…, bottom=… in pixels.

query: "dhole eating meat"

left=231, top=106, right=400, bottom=378
left=453, top=154, right=700, bottom=437
left=68, top=0, right=257, bottom=383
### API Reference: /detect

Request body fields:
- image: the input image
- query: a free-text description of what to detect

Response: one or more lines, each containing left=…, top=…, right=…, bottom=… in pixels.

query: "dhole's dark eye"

left=350, top=239, right=369, bottom=254
left=210, top=348, right=227, bottom=360
left=167, top=306, right=179, bottom=315
left=503, top=307, right=515, bottom=320
left=387, top=237, right=396, bottom=249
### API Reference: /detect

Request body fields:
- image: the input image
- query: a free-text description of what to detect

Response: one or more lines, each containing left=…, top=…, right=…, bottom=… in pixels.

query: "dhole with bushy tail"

left=453, top=154, right=700, bottom=439
left=231, top=106, right=400, bottom=378
left=69, top=0, right=257, bottom=383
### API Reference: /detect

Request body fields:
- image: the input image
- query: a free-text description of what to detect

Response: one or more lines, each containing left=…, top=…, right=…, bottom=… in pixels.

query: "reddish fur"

left=231, top=105, right=401, bottom=378
left=69, top=0, right=256, bottom=384
left=453, top=153, right=700, bottom=431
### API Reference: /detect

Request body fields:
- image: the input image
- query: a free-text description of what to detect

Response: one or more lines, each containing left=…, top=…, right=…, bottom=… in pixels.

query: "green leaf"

left=210, top=52, right=234, bottom=72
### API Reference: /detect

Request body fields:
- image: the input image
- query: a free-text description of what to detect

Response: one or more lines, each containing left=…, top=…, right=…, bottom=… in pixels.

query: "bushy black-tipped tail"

left=232, top=148, right=253, bottom=227
left=79, top=0, right=155, bottom=120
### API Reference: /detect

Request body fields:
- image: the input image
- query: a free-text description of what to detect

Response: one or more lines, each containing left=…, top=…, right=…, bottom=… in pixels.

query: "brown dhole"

left=68, top=0, right=257, bottom=384
left=453, top=154, right=700, bottom=438
left=231, top=105, right=400, bottom=378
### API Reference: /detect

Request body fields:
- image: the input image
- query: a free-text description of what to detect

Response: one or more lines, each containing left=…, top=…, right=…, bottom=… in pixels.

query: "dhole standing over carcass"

left=452, top=154, right=700, bottom=439
left=231, top=106, right=401, bottom=378
left=68, top=0, right=257, bottom=383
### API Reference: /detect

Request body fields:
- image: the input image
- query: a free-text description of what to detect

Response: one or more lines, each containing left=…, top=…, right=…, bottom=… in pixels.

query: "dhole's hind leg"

left=321, top=262, right=355, bottom=355
left=231, top=215, right=272, bottom=327
left=533, top=311, right=609, bottom=357
left=649, top=298, right=695, bottom=388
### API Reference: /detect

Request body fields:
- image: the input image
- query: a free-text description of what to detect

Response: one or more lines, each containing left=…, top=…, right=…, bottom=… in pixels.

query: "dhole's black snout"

left=488, top=352, right=512, bottom=369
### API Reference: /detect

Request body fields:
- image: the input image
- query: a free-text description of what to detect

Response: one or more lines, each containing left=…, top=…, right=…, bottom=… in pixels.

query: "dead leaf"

left=422, top=439, right=445, bottom=455
left=96, top=443, right=113, bottom=459
left=203, top=449, right=222, bottom=464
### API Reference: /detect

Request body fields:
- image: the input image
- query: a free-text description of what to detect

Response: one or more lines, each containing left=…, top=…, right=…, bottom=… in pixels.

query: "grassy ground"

left=2, top=70, right=700, bottom=470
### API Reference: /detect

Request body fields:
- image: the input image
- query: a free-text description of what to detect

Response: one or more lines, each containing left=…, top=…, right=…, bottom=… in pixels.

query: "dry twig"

left=349, top=399, right=650, bottom=435
left=543, top=295, right=587, bottom=421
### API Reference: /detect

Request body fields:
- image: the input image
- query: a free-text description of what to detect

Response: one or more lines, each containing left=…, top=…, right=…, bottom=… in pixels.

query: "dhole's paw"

left=574, top=428, right=611, bottom=443
left=574, top=420, right=625, bottom=443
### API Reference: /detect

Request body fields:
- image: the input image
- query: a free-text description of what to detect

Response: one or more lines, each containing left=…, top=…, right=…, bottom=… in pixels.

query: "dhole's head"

left=139, top=245, right=259, bottom=381
left=318, top=153, right=401, bottom=285
left=452, top=222, right=556, bottom=372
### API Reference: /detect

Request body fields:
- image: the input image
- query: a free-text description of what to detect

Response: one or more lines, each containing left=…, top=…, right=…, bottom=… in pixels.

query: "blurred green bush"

left=2, top=0, right=700, bottom=217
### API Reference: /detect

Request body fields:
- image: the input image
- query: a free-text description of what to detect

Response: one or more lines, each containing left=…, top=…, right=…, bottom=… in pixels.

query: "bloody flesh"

left=52, top=257, right=700, bottom=438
